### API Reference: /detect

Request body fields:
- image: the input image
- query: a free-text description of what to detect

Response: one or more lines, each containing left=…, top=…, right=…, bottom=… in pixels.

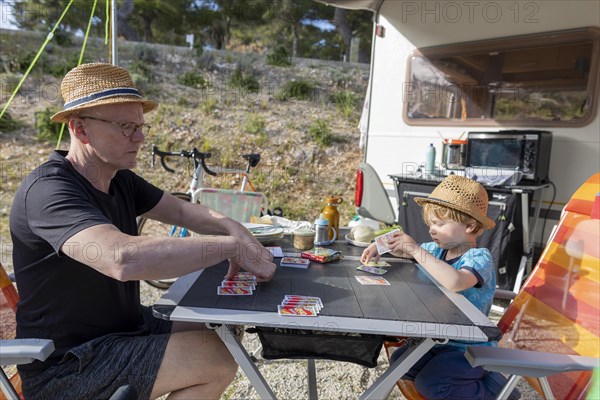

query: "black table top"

left=154, top=229, right=502, bottom=342
left=178, top=258, right=471, bottom=325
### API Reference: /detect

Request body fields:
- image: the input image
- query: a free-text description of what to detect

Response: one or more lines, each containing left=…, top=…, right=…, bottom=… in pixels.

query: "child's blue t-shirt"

left=420, top=242, right=497, bottom=348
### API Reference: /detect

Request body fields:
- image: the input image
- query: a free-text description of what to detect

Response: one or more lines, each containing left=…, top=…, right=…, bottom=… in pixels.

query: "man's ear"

left=69, top=118, right=90, bottom=144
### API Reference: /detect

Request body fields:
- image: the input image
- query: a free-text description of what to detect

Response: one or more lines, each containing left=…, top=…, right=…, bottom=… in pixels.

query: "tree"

left=332, top=7, right=372, bottom=63
left=262, top=0, right=332, bottom=58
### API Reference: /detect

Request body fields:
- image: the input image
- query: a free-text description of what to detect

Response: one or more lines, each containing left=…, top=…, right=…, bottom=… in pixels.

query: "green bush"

left=266, top=46, right=292, bottom=67
left=54, top=30, right=73, bottom=47
left=0, top=110, right=21, bottom=132
left=201, top=98, right=217, bottom=115
left=228, top=67, right=260, bottom=93
left=35, top=107, right=63, bottom=141
left=276, top=80, right=315, bottom=101
left=0, top=73, right=21, bottom=95
left=307, top=119, right=333, bottom=147
left=130, top=61, right=155, bottom=82
left=16, top=51, right=42, bottom=74
left=133, top=45, right=159, bottom=64
left=45, top=53, right=82, bottom=78
left=131, top=73, right=157, bottom=97
left=330, top=90, right=357, bottom=118
left=177, top=71, right=207, bottom=88
left=243, top=114, right=266, bottom=135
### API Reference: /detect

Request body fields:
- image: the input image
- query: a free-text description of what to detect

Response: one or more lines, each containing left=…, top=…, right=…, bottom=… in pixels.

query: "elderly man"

left=9, top=63, right=276, bottom=399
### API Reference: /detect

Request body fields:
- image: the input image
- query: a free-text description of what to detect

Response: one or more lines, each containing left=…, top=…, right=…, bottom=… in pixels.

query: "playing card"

left=282, top=300, right=322, bottom=311
left=217, top=286, right=253, bottom=295
left=229, top=273, right=257, bottom=282
left=280, top=257, right=310, bottom=268
left=363, top=260, right=391, bottom=267
left=375, top=229, right=401, bottom=255
left=221, top=280, right=256, bottom=289
left=355, top=276, right=390, bottom=285
left=284, top=295, right=323, bottom=308
left=277, top=305, right=318, bottom=316
left=356, top=265, right=388, bottom=275
left=266, top=246, right=284, bottom=257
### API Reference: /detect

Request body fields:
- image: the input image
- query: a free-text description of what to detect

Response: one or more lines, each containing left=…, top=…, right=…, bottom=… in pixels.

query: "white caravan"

left=322, top=0, right=599, bottom=227
left=320, top=0, right=599, bottom=290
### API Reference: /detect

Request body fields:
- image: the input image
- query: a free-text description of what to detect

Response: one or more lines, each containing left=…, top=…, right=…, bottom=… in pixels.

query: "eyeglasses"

left=79, top=116, right=151, bottom=138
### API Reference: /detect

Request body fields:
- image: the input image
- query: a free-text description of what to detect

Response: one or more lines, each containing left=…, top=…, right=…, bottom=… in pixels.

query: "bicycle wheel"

left=137, top=192, right=191, bottom=290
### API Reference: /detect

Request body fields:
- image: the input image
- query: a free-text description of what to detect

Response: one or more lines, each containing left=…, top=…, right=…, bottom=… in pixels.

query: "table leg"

left=0, top=369, right=20, bottom=400
left=307, top=359, right=318, bottom=400
left=213, top=324, right=277, bottom=400
left=359, top=337, right=436, bottom=400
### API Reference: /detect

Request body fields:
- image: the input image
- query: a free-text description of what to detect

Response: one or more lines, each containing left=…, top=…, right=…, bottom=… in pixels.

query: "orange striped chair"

left=466, top=173, right=600, bottom=399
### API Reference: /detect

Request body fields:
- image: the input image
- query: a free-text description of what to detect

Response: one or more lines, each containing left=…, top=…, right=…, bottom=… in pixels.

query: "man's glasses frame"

left=78, top=115, right=151, bottom=138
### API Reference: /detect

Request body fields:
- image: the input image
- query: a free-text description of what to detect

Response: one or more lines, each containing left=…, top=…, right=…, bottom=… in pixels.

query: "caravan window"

left=404, top=28, right=599, bottom=127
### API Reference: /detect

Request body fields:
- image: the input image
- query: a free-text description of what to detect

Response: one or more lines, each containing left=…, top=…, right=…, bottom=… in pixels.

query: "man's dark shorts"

left=19, top=306, right=172, bottom=400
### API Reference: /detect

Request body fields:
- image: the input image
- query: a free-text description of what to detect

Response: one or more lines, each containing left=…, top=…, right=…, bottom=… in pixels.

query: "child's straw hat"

left=414, top=175, right=496, bottom=229
left=51, top=63, right=158, bottom=123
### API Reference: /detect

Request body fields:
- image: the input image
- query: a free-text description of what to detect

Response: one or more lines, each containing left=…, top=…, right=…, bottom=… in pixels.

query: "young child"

left=361, top=175, right=520, bottom=400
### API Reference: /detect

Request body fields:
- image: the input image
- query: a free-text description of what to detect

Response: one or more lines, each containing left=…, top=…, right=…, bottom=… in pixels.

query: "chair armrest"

left=0, top=339, right=55, bottom=365
left=465, top=346, right=599, bottom=378
left=493, top=289, right=517, bottom=300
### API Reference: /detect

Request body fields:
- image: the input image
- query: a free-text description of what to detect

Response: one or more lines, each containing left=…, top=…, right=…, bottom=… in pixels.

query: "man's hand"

left=229, top=240, right=276, bottom=282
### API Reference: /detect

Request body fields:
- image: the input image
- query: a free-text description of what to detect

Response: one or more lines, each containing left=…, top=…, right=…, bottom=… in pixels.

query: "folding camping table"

left=153, top=242, right=501, bottom=400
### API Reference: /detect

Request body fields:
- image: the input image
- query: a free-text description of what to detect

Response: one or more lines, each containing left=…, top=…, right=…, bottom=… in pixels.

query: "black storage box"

left=247, top=327, right=386, bottom=368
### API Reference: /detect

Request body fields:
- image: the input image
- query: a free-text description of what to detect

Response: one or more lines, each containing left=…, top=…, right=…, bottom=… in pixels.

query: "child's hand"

left=387, top=231, right=419, bottom=258
left=361, top=243, right=380, bottom=264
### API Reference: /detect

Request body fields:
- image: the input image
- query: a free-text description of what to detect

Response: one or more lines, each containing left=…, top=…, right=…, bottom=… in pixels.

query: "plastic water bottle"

left=425, top=143, right=436, bottom=174
left=314, top=214, right=330, bottom=245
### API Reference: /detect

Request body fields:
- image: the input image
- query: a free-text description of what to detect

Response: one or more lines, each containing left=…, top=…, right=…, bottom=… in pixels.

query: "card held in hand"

left=374, top=229, right=401, bottom=255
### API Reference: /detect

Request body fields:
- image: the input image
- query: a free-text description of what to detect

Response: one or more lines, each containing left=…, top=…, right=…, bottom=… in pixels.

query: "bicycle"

left=137, top=144, right=263, bottom=289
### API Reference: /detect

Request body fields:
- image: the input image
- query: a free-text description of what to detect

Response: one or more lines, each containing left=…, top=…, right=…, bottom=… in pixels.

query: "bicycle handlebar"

left=151, top=145, right=261, bottom=178
left=151, top=145, right=217, bottom=176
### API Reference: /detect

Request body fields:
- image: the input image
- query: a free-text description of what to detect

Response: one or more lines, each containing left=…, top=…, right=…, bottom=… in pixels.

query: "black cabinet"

left=391, top=179, right=525, bottom=290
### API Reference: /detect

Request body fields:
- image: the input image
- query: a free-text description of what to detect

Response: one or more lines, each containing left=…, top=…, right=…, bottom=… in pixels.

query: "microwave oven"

left=466, top=130, right=552, bottom=184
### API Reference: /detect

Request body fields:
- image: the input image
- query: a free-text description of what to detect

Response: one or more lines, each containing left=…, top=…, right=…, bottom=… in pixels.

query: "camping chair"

left=384, top=173, right=600, bottom=399
left=1, top=262, right=139, bottom=400
left=0, top=262, right=54, bottom=400
left=197, top=188, right=268, bottom=223
left=466, top=173, right=600, bottom=399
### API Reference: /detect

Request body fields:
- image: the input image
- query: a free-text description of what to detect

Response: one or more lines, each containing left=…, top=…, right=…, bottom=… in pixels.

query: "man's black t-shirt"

left=9, top=150, right=163, bottom=369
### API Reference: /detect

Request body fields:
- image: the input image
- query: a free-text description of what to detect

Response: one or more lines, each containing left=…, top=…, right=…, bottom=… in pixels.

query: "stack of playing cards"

left=300, top=247, right=342, bottom=263
left=277, top=295, right=323, bottom=317
left=217, top=272, right=257, bottom=295
left=375, top=228, right=401, bottom=255
left=280, top=257, right=310, bottom=269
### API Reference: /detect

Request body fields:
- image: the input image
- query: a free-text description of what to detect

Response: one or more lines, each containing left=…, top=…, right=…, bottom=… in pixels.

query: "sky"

left=1, top=0, right=18, bottom=30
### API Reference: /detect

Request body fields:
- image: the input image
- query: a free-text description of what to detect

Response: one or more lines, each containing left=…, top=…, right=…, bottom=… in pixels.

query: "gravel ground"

left=140, top=282, right=542, bottom=400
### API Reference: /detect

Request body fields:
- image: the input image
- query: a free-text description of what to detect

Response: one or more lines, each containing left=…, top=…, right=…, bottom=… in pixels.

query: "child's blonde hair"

left=422, top=202, right=483, bottom=234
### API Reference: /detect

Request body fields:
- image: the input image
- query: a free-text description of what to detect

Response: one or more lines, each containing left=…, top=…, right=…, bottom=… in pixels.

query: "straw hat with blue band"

left=51, top=63, right=158, bottom=124
left=414, top=175, right=496, bottom=230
